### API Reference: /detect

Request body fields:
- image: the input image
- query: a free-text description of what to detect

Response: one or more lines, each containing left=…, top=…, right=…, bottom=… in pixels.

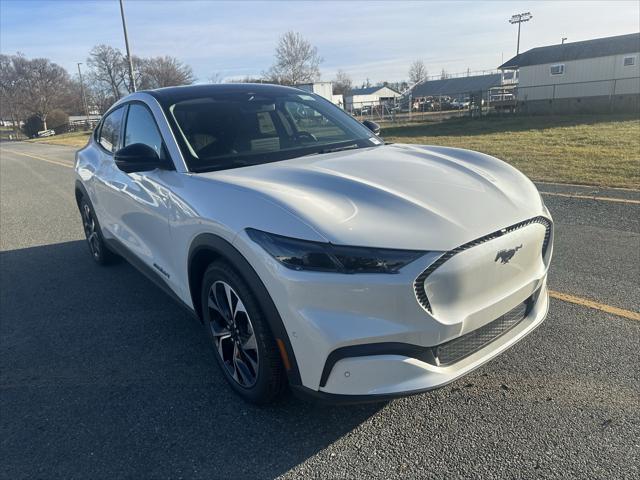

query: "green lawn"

left=382, top=114, right=640, bottom=188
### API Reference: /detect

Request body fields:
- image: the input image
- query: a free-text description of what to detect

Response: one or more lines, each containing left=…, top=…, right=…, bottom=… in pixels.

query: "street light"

left=77, top=62, right=90, bottom=122
left=119, top=0, right=136, bottom=92
left=509, top=12, right=533, bottom=55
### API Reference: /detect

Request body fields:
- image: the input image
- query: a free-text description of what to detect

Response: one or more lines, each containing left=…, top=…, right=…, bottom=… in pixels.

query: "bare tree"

left=332, top=69, right=352, bottom=95
left=265, top=31, right=322, bottom=85
left=226, top=76, right=265, bottom=84
left=408, top=59, right=427, bottom=85
left=0, top=54, right=24, bottom=135
left=87, top=44, right=128, bottom=100
left=58, top=78, right=86, bottom=116
left=209, top=72, right=224, bottom=84
left=10, top=55, right=71, bottom=129
left=86, top=83, right=115, bottom=115
left=86, top=45, right=196, bottom=110
left=138, top=56, right=195, bottom=89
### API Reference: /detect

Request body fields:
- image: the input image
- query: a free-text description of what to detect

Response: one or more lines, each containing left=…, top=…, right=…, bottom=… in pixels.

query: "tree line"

left=0, top=30, right=434, bottom=137
left=0, top=46, right=195, bottom=136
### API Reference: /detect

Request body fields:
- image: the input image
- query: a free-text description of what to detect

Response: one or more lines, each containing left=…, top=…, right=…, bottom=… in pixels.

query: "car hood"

left=196, top=144, right=545, bottom=251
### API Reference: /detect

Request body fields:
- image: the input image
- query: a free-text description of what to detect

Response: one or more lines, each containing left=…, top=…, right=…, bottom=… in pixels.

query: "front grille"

left=414, top=216, right=552, bottom=314
left=433, top=293, right=535, bottom=366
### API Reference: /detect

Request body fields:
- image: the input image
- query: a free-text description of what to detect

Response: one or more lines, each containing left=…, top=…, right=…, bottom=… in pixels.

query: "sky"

left=1, top=0, right=639, bottom=84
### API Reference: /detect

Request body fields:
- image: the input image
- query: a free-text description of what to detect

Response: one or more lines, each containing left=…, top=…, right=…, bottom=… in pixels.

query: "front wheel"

left=201, top=261, right=286, bottom=404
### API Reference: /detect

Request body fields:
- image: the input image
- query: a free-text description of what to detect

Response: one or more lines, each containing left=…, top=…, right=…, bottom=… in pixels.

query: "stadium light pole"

left=119, top=0, right=136, bottom=92
left=509, top=12, right=533, bottom=55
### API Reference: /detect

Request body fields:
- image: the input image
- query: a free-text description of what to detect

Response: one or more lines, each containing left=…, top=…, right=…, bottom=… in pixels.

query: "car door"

left=93, top=102, right=177, bottom=289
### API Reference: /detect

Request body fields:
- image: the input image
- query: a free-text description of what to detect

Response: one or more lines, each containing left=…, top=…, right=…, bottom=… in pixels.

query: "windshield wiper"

left=314, top=143, right=361, bottom=155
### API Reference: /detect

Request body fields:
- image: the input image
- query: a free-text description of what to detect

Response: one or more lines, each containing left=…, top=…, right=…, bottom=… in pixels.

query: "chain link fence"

left=344, top=77, right=639, bottom=125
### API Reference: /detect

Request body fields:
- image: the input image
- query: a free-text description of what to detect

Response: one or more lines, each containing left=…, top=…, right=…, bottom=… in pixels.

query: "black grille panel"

left=434, top=295, right=533, bottom=366
left=414, top=216, right=552, bottom=314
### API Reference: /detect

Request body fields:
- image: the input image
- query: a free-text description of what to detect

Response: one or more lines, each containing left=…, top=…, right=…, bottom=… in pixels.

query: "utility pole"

left=119, top=0, right=136, bottom=92
left=77, top=63, right=90, bottom=123
left=509, top=12, right=533, bottom=55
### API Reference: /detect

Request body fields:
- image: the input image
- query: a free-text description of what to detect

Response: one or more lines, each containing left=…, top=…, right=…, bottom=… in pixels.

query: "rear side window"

left=124, top=103, right=165, bottom=158
left=99, top=107, right=125, bottom=152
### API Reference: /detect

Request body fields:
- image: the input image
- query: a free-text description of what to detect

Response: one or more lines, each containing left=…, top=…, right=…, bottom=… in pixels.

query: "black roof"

left=408, top=73, right=502, bottom=98
left=147, top=83, right=305, bottom=106
left=499, top=32, right=640, bottom=69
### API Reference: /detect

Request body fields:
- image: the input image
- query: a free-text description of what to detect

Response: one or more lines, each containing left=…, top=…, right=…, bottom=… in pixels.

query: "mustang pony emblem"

left=495, top=244, right=523, bottom=264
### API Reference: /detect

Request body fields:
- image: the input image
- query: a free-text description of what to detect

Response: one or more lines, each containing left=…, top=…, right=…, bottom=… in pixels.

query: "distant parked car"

left=451, top=98, right=470, bottom=110
left=37, top=129, right=55, bottom=137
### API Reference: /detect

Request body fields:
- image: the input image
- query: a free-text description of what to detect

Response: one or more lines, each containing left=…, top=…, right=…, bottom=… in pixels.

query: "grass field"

left=383, top=114, right=640, bottom=188
left=26, top=131, right=91, bottom=148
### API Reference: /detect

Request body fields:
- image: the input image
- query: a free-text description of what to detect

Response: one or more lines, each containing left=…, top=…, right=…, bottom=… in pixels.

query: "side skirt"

left=104, top=237, right=200, bottom=322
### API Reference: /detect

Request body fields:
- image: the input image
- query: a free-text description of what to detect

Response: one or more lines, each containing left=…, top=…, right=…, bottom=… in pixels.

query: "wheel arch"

left=187, top=233, right=302, bottom=386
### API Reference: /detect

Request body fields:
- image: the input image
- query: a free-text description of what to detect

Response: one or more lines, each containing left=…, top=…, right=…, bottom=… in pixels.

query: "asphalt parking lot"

left=1, top=141, right=638, bottom=479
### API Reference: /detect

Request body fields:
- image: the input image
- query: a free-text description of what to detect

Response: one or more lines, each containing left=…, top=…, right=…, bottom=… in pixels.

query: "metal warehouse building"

left=408, top=73, right=503, bottom=99
left=499, top=32, right=640, bottom=113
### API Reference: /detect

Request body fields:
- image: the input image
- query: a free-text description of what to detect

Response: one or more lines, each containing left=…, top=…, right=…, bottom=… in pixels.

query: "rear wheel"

left=79, top=196, right=117, bottom=265
left=201, top=261, right=286, bottom=404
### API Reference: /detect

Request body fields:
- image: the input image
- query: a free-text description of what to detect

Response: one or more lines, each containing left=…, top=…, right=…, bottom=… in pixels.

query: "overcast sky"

left=1, top=0, right=639, bottom=84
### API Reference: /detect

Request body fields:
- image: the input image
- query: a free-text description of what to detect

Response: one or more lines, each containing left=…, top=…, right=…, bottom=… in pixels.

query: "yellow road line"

left=549, top=290, right=640, bottom=321
left=536, top=181, right=640, bottom=192
left=540, top=191, right=640, bottom=205
left=0, top=148, right=73, bottom=169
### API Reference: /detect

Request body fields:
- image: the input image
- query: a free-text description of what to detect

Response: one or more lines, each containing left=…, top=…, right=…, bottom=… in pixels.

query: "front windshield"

left=168, top=91, right=380, bottom=172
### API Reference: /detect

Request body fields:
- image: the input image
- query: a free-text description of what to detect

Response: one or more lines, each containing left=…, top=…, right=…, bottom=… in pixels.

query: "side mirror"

left=114, top=143, right=163, bottom=173
left=362, top=120, right=381, bottom=135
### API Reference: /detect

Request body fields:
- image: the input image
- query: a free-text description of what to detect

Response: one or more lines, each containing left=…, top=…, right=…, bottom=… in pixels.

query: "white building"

left=296, top=81, right=344, bottom=107
left=499, top=32, right=640, bottom=113
left=344, top=85, right=401, bottom=112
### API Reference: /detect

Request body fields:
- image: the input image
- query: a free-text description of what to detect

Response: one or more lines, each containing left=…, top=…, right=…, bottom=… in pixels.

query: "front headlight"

left=246, top=228, right=426, bottom=274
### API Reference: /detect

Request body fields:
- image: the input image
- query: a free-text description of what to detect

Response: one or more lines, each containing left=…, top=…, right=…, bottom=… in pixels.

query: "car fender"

left=187, top=232, right=302, bottom=386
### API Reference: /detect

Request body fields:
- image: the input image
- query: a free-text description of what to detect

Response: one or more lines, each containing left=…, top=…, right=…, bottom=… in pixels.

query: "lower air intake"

left=434, top=294, right=533, bottom=366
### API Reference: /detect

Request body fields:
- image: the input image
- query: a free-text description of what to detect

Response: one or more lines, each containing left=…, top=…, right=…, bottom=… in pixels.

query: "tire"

left=79, top=196, right=118, bottom=265
left=201, top=260, right=286, bottom=404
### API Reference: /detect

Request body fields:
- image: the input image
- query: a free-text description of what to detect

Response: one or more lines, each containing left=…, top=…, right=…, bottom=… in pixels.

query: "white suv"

left=75, top=84, right=553, bottom=404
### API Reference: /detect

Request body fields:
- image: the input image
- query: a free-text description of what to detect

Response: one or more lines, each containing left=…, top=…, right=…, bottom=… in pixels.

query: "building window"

left=550, top=64, right=565, bottom=76
left=623, top=56, right=636, bottom=66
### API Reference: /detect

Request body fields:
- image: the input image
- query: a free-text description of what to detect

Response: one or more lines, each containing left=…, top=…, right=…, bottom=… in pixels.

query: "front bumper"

left=234, top=215, right=553, bottom=399
left=312, top=283, right=548, bottom=398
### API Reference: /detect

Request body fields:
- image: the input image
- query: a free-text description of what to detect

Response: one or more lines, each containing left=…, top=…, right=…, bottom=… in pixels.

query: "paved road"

left=1, top=141, right=638, bottom=479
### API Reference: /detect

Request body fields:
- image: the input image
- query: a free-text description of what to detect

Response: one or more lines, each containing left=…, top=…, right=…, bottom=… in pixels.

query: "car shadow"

left=0, top=240, right=383, bottom=479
